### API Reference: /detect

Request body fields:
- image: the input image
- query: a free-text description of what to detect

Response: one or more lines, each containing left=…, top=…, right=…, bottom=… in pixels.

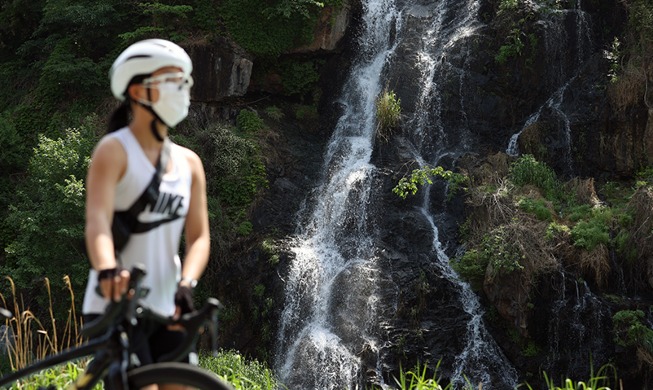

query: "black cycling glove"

left=97, top=267, right=119, bottom=283
left=174, top=285, right=195, bottom=315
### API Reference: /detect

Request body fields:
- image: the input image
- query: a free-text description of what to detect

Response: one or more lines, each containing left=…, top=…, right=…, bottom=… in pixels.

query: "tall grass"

left=0, top=275, right=82, bottom=372
left=0, top=275, right=92, bottom=389
left=375, top=88, right=401, bottom=142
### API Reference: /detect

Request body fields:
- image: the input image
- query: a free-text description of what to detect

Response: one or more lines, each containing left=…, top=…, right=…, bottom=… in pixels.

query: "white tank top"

left=82, top=127, right=192, bottom=316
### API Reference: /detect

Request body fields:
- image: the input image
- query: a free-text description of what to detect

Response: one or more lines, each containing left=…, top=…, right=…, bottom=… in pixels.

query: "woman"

left=82, top=38, right=210, bottom=377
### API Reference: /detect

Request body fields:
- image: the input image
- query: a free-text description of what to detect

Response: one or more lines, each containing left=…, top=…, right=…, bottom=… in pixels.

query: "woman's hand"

left=97, top=267, right=131, bottom=301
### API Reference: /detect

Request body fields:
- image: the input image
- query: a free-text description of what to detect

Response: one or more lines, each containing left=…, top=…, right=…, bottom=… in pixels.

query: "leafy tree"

left=3, top=123, right=98, bottom=317
left=220, top=0, right=327, bottom=57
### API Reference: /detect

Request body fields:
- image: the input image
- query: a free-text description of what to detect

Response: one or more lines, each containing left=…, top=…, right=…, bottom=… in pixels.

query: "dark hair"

left=106, top=74, right=150, bottom=133
left=107, top=101, right=131, bottom=133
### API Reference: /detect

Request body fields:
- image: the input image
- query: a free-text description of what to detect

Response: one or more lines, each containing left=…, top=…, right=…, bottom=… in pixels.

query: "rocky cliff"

left=188, top=0, right=653, bottom=388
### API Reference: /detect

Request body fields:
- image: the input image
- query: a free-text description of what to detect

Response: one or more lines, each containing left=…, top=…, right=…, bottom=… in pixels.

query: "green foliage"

left=482, top=226, right=525, bottom=274
left=118, top=2, right=193, bottom=42
left=569, top=208, right=612, bottom=250
left=451, top=249, right=488, bottom=291
left=375, top=89, right=402, bottom=142
left=545, top=222, right=570, bottom=241
left=261, top=239, right=281, bottom=265
left=3, top=351, right=277, bottom=389
left=236, top=109, right=265, bottom=134
left=496, top=27, right=525, bottom=64
left=393, top=362, right=457, bottom=390
left=543, top=362, right=618, bottom=390
left=509, top=154, right=563, bottom=201
left=393, top=166, right=468, bottom=199
left=200, top=351, right=279, bottom=390
left=612, top=310, right=653, bottom=353
left=181, top=120, right=268, bottom=242
left=220, top=0, right=322, bottom=57
left=263, top=0, right=323, bottom=19
left=264, top=106, right=285, bottom=121
left=521, top=341, right=540, bottom=357
left=0, top=113, right=29, bottom=175
left=279, top=60, right=323, bottom=97
left=627, top=0, right=653, bottom=53
left=2, top=360, right=102, bottom=390
left=606, top=37, right=622, bottom=83
left=3, top=124, right=98, bottom=321
left=498, top=0, right=518, bottom=12
left=452, top=226, right=524, bottom=289
left=294, top=104, right=319, bottom=121
left=517, top=197, right=553, bottom=221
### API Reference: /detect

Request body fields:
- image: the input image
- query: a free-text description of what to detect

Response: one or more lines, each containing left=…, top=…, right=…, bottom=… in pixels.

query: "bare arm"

left=85, top=137, right=128, bottom=300
left=179, top=148, right=210, bottom=287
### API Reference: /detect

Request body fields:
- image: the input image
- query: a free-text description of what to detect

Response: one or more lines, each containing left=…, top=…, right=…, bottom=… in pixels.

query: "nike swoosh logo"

left=132, top=215, right=182, bottom=234
left=137, top=212, right=178, bottom=223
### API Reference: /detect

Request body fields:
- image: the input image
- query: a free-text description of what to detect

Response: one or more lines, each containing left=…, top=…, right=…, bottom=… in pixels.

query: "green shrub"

left=279, top=60, right=322, bottom=98
left=569, top=208, right=612, bottom=250
left=220, top=0, right=322, bottom=57
left=613, top=310, right=653, bottom=353
left=236, top=109, right=265, bottom=135
left=180, top=121, right=268, bottom=243
left=375, top=88, right=401, bottom=141
left=545, top=222, right=570, bottom=241
left=517, top=197, right=553, bottom=221
left=4, top=124, right=98, bottom=318
left=393, top=166, right=468, bottom=199
left=264, top=106, right=285, bottom=121
left=482, top=226, right=525, bottom=274
left=451, top=249, right=488, bottom=291
left=509, top=154, right=562, bottom=201
left=496, top=27, right=525, bottom=64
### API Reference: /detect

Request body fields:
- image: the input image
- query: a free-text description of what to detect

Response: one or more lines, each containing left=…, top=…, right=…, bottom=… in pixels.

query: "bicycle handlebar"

left=81, top=264, right=223, bottom=362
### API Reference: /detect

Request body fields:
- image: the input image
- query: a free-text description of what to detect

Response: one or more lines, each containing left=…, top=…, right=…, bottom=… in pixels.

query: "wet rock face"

left=187, top=37, right=253, bottom=102
left=198, top=0, right=652, bottom=387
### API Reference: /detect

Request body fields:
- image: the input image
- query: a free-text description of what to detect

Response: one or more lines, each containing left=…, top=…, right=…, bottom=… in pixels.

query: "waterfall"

left=275, top=0, right=528, bottom=388
left=405, top=1, right=518, bottom=387
left=505, top=3, right=593, bottom=173
left=541, top=272, right=612, bottom=378
left=506, top=77, right=575, bottom=170
left=275, top=1, right=401, bottom=388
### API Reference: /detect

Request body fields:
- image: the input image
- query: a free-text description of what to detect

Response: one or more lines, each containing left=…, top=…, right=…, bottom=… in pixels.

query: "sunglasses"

left=143, top=72, right=194, bottom=89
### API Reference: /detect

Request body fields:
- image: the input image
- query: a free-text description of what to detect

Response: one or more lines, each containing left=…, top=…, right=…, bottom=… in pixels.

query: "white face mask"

left=140, top=72, right=193, bottom=127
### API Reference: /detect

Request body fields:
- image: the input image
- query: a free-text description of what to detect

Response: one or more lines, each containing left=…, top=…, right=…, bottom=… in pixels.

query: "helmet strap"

left=134, top=87, right=165, bottom=142
left=150, top=119, right=164, bottom=142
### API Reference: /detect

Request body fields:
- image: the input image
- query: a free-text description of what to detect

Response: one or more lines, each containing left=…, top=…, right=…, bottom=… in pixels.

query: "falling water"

left=505, top=3, right=593, bottom=172
left=275, top=0, right=536, bottom=388
left=544, top=272, right=611, bottom=377
left=506, top=77, right=575, bottom=166
left=275, top=1, right=400, bottom=388
left=406, top=1, right=518, bottom=386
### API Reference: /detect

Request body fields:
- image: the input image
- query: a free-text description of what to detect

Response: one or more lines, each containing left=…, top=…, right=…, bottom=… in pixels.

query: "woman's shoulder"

left=171, top=143, right=205, bottom=181
left=172, top=143, right=202, bottom=165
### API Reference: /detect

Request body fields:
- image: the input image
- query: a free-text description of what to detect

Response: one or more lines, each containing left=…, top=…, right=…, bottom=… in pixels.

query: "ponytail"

left=107, top=101, right=131, bottom=133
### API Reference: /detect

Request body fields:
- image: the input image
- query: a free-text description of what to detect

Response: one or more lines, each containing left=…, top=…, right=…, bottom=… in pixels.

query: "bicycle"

left=0, top=265, right=234, bottom=389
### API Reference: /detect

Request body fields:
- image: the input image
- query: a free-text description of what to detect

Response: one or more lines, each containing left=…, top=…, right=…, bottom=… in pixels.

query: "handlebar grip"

left=156, top=298, right=222, bottom=363
left=82, top=264, right=148, bottom=338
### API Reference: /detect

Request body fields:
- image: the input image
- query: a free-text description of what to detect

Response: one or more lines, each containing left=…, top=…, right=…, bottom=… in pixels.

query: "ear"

left=127, top=83, right=146, bottom=102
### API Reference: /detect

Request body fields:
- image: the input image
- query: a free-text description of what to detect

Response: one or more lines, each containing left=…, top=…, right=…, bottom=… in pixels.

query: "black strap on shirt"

left=111, top=138, right=171, bottom=254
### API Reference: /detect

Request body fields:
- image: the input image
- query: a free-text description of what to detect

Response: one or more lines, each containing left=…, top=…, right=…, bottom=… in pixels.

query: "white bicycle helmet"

left=110, top=39, right=193, bottom=101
